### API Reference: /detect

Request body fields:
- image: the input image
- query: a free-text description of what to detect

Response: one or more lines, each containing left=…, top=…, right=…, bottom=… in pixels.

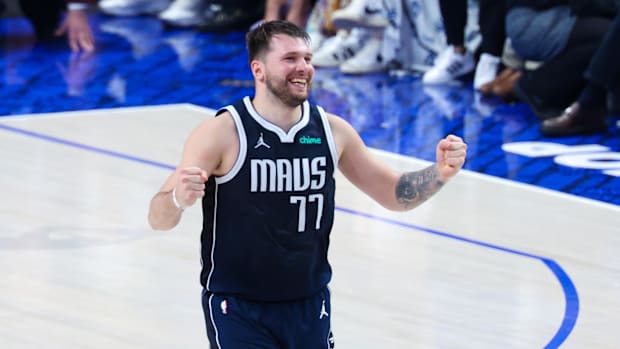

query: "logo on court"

left=319, top=300, right=329, bottom=319
left=220, top=299, right=228, bottom=315
left=254, top=132, right=271, bottom=149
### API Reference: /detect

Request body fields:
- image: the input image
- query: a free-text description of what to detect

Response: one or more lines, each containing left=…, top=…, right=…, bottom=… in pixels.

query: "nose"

left=296, top=58, right=313, bottom=72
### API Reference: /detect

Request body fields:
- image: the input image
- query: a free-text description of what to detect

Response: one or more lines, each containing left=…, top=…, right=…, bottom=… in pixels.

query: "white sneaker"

left=422, top=46, right=475, bottom=84
left=331, top=0, right=389, bottom=30
left=99, top=0, right=171, bottom=16
left=339, top=36, right=385, bottom=74
left=312, top=29, right=366, bottom=68
left=159, top=0, right=205, bottom=27
left=473, top=53, right=500, bottom=90
left=308, top=31, right=326, bottom=53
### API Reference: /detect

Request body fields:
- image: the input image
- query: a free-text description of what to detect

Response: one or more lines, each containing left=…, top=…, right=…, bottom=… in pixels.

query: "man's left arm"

left=332, top=113, right=467, bottom=211
left=395, top=135, right=467, bottom=210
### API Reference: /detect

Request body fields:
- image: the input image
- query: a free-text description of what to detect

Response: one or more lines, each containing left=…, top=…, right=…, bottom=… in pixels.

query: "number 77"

left=289, top=194, right=324, bottom=233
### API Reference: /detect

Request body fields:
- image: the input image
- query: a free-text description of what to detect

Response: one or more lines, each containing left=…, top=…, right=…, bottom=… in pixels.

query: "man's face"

left=261, top=35, right=314, bottom=107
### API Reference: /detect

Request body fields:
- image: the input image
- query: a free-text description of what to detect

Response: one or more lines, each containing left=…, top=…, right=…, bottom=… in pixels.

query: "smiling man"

left=148, top=20, right=467, bottom=348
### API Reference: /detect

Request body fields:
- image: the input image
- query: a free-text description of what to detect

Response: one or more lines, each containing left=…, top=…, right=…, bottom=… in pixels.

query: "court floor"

left=1, top=105, right=619, bottom=348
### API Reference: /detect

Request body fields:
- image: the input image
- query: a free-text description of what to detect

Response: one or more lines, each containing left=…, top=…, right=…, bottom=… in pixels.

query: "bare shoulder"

left=188, top=111, right=237, bottom=144
left=325, top=112, right=363, bottom=159
left=193, top=110, right=235, bottom=132
left=325, top=112, right=356, bottom=140
left=182, top=110, right=239, bottom=176
left=325, top=112, right=350, bottom=131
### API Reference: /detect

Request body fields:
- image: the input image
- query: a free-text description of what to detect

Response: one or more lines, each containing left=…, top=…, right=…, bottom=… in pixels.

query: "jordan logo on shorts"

left=319, top=300, right=329, bottom=319
left=254, top=132, right=271, bottom=149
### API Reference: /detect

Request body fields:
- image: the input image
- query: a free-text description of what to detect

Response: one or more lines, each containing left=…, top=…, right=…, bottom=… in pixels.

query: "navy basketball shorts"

left=202, top=287, right=335, bottom=349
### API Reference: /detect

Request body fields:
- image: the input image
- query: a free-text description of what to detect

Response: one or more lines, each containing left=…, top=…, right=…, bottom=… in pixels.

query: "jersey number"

left=290, top=194, right=324, bottom=233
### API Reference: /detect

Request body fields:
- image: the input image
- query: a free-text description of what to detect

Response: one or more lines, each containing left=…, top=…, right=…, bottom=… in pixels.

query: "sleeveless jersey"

left=200, top=96, right=338, bottom=302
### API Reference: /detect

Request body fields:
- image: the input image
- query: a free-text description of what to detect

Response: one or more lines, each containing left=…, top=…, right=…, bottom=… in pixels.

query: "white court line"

left=0, top=103, right=216, bottom=120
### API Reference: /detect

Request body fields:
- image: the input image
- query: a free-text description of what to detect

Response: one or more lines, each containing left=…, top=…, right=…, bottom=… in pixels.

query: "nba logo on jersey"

left=220, top=299, right=228, bottom=315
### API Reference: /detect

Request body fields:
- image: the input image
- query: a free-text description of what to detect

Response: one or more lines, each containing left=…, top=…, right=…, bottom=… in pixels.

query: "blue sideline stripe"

left=0, top=124, right=175, bottom=171
left=336, top=207, right=579, bottom=348
left=1, top=122, right=579, bottom=345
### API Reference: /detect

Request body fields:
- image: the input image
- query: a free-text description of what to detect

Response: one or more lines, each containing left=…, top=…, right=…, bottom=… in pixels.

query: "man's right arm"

left=148, top=114, right=235, bottom=230
left=148, top=167, right=208, bottom=230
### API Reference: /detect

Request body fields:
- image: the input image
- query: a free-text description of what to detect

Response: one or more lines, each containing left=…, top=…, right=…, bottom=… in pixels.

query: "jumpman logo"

left=254, top=132, right=271, bottom=149
left=319, top=300, right=329, bottom=319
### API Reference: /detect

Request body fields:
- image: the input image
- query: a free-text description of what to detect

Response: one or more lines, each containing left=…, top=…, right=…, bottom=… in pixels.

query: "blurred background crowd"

left=1, top=0, right=619, bottom=137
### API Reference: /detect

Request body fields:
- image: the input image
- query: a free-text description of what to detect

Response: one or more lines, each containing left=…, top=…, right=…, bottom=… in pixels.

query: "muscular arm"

left=148, top=113, right=237, bottom=230
left=148, top=166, right=208, bottom=230
left=395, top=164, right=445, bottom=210
left=330, top=113, right=466, bottom=211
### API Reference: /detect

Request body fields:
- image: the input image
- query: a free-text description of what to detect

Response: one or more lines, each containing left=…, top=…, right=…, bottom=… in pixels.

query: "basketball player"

left=148, top=20, right=467, bottom=348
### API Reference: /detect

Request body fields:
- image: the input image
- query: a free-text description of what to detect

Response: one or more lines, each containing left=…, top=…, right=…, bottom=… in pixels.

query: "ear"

left=250, top=60, right=264, bottom=82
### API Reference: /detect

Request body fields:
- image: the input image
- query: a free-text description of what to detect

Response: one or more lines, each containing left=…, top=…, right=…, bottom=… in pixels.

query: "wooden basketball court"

left=1, top=105, right=618, bottom=348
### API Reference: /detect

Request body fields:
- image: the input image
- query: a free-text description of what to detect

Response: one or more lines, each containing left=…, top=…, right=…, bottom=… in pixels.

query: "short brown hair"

left=246, top=20, right=311, bottom=64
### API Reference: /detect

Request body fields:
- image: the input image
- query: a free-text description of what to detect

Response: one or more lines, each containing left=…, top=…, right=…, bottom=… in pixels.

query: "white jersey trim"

left=208, top=294, right=223, bottom=349
left=242, top=96, right=310, bottom=143
left=215, top=105, right=247, bottom=185
left=317, top=106, right=339, bottom=169
left=206, top=183, right=219, bottom=291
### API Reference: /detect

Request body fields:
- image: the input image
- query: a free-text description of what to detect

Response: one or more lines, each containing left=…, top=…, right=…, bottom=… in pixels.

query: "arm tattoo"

left=395, top=164, right=445, bottom=209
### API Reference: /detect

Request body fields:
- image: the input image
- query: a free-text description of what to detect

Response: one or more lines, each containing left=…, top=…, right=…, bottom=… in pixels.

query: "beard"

left=265, top=73, right=311, bottom=108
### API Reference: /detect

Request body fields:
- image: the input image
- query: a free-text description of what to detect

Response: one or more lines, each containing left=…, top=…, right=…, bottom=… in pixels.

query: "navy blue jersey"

left=200, top=97, right=338, bottom=302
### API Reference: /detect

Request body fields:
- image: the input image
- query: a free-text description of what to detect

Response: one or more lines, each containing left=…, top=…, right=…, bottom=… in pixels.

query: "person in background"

left=99, top=0, right=264, bottom=32
left=311, top=0, right=388, bottom=74
left=423, top=0, right=508, bottom=89
left=263, top=0, right=317, bottom=28
left=541, top=9, right=619, bottom=136
left=15, top=0, right=97, bottom=52
left=506, top=0, right=617, bottom=136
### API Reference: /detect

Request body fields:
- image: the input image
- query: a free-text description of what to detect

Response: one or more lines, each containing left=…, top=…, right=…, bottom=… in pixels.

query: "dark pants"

left=202, top=288, right=334, bottom=348
left=438, top=0, right=506, bottom=56
left=18, top=0, right=66, bottom=39
left=517, top=17, right=611, bottom=115
left=585, top=13, right=620, bottom=90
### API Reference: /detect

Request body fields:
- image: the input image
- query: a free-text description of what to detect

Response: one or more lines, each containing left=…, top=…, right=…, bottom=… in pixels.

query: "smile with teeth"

left=290, top=79, right=307, bottom=86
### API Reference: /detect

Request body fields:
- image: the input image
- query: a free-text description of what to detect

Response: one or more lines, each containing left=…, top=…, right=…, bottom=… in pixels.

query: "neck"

left=252, top=91, right=304, bottom=132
